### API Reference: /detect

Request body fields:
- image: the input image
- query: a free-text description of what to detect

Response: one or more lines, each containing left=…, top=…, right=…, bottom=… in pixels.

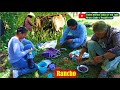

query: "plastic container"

left=72, top=56, right=77, bottom=61
left=47, top=73, right=53, bottom=78
left=42, top=60, right=52, bottom=67
left=49, top=64, right=56, bottom=70
left=37, top=62, right=47, bottom=74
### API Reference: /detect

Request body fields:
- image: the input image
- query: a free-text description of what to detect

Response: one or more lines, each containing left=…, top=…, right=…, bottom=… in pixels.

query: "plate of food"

left=77, top=65, right=89, bottom=73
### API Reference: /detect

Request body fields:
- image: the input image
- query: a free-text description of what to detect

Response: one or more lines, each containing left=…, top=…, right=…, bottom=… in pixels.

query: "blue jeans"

left=12, top=44, right=38, bottom=76
left=87, top=40, right=120, bottom=72
left=12, top=58, right=38, bottom=76
left=64, top=35, right=86, bottom=49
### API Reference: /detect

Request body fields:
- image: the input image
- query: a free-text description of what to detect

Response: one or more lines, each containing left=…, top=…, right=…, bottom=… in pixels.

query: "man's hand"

left=94, top=56, right=103, bottom=64
left=76, top=55, right=82, bottom=63
left=28, top=48, right=34, bottom=52
left=67, top=39, right=73, bottom=43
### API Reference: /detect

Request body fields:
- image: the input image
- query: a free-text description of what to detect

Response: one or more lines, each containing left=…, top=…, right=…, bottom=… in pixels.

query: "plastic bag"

left=42, top=48, right=61, bottom=58
left=69, top=50, right=89, bottom=60
left=37, top=40, right=57, bottom=49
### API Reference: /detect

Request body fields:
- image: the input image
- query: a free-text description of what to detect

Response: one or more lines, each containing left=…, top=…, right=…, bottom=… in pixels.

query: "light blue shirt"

left=60, top=22, right=87, bottom=45
left=8, top=36, right=34, bottom=64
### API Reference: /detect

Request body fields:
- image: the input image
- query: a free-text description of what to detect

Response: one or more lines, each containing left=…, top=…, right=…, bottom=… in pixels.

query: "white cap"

left=27, top=12, right=35, bottom=17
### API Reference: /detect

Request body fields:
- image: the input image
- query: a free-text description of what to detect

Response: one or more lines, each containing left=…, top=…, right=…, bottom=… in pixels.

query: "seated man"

left=77, top=21, right=120, bottom=78
left=8, top=26, right=38, bottom=78
left=60, top=19, right=87, bottom=49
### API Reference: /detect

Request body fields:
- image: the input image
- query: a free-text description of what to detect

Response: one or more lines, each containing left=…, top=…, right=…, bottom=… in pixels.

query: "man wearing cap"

left=24, top=12, right=36, bottom=31
left=77, top=21, right=120, bottom=78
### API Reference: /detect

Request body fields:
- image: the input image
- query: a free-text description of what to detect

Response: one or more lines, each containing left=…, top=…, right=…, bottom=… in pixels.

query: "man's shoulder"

left=8, top=36, right=16, bottom=44
left=110, top=27, right=120, bottom=35
left=77, top=22, right=86, bottom=28
left=11, top=36, right=19, bottom=42
left=10, top=36, right=15, bottom=40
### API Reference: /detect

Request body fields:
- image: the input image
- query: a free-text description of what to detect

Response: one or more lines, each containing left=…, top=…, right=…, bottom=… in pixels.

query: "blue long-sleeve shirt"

left=8, top=36, right=34, bottom=64
left=60, top=22, right=87, bottom=45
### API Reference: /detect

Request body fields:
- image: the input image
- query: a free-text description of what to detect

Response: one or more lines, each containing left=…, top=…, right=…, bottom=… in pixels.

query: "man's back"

left=69, top=23, right=87, bottom=38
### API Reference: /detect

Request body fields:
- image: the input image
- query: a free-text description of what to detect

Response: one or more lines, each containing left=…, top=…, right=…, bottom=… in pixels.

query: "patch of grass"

left=87, top=28, right=94, bottom=37
left=16, top=45, right=102, bottom=78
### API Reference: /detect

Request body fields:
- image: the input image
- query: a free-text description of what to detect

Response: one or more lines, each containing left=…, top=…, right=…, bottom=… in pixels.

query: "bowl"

left=37, top=62, right=47, bottom=74
left=77, top=65, right=89, bottom=73
left=49, top=64, right=56, bottom=70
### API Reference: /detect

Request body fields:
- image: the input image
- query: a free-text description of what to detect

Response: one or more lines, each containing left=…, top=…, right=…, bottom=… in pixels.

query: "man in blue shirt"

left=8, top=26, right=38, bottom=78
left=60, top=19, right=87, bottom=49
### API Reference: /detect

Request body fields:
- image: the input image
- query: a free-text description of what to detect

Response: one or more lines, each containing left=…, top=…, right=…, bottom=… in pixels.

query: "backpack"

left=42, top=48, right=61, bottom=58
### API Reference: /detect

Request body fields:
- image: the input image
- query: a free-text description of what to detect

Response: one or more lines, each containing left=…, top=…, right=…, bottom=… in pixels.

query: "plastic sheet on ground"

left=37, top=40, right=57, bottom=49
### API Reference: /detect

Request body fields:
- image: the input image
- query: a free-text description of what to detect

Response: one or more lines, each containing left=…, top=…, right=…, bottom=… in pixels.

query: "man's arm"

left=21, top=38, right=34, bottom=48
left=94, top=33, right=120, bottom=63
left=94, top=52, right=116, bottom=64
left=76, top=47, right=87, bottom=63
left=60, top=28, right=69, bottom=44
left=101, top=33, right=120, bottom=60
left=107, top=32, right=120, bottom=57
left=101, top=52, right=116, bottom=60
left=79, top=47, right=87, bottom=56
left=13, top=42, right=30, bottom=58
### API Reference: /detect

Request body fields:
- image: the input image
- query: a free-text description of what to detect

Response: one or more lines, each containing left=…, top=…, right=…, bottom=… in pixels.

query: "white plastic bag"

left=38, top=40, right=57, bottom=49
left=69, top=49, right=89, bottom=60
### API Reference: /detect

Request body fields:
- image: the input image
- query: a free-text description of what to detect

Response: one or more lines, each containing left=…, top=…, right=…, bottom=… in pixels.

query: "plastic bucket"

left=37, top=62, right=47, bottom=74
